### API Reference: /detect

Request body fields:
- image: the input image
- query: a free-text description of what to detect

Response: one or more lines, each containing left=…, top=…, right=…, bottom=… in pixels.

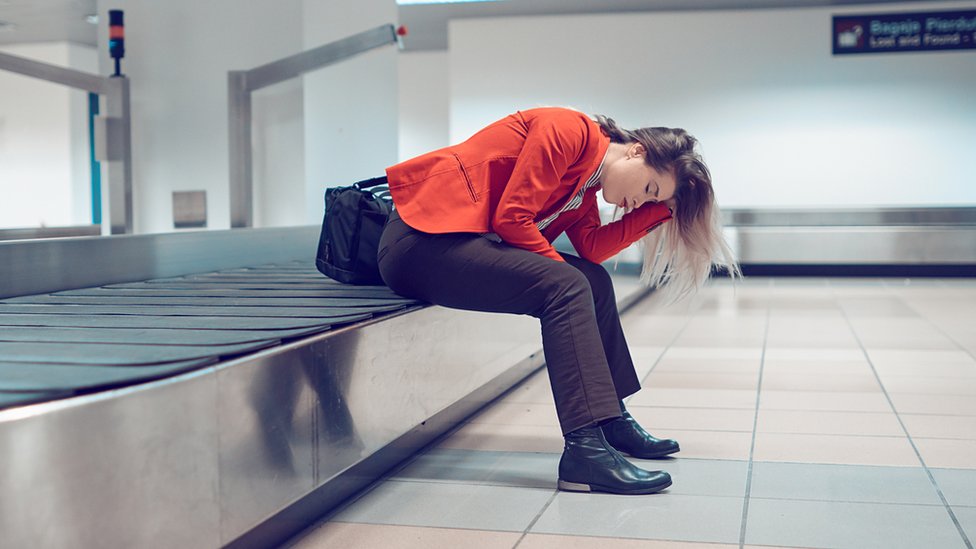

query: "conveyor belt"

left=0, top=261, right=422, bottom=410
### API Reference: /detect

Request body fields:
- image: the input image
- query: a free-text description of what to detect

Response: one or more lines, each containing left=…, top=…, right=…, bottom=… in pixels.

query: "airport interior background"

left=1, top=0, right=975, bottom=548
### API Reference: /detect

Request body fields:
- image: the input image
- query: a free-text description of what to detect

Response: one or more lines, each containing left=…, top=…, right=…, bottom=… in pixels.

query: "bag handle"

left=353, top=176, right=388, bottom=190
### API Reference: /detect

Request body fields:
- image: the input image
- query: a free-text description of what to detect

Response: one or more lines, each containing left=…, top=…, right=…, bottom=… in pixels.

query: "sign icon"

left=836, top=22, right=864, bottom=48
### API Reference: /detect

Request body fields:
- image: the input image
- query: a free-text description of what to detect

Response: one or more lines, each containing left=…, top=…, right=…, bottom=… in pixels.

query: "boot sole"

left=623, top=444, right=681, bottom=459
left=557, top=478, right=672, bottom=495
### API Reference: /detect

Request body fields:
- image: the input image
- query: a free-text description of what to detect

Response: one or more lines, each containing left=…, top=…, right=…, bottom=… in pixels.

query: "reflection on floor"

left=285, top=277, right=976, bottom=549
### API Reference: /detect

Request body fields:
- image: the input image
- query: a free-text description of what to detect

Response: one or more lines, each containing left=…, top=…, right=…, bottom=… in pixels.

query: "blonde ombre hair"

left=595, top=115, right=741, bottom=300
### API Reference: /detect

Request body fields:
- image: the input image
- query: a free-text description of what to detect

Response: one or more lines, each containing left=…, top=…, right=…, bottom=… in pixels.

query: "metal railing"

left=0, top=51, right=133, bottom=235
left=228, top=24, right=401, bottom=228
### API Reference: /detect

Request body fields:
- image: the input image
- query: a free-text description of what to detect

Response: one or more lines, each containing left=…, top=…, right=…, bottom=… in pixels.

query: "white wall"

left=302, top=0, right=399, bottom=225
left=95, top=0, right=306, bottom=233
left=449, top=2, right=976, bottom=209
left=398, top=50, right=449, bottom=161
left=0, top=42, right=97, bottom=229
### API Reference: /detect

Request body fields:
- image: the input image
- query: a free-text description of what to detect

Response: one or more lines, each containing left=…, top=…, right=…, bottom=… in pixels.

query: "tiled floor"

left=286, top=277, right=976, bottom=549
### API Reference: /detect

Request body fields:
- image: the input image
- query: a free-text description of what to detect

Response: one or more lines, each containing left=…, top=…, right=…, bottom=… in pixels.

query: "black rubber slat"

left=183, top=273, right=331, bottom=280
left=53, top=288, right=402, bottom=298
left=0, top=359, right=217, bottom=391
left=0, top=340, right=274, bottom=365
left=103, top=282, right=385, bottom=290
left=0, top=313, right=368, bottom=330
left=0, top=303, right=407, bottom=318
left=0, top=325, right=331, bottom=345
left=8, top=296, right=409, bottom=307
left=0, top=390, right=75, bottom=409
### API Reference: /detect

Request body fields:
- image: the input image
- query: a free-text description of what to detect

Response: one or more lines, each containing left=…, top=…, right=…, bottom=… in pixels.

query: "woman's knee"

left=565, top=256, right=615, bottom=298
left=544, top=261, right=594, bottom=305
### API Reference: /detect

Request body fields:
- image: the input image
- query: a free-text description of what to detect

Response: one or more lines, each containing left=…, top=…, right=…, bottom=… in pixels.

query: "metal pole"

left=228, top=71, right=252, bottom=229
left=103, top=76, right=133, bottom=235
left=0, top=51, right=108, bottom=94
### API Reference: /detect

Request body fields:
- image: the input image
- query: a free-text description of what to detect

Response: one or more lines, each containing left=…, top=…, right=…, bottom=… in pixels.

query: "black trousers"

left=377, top=210, right=641, bottom=435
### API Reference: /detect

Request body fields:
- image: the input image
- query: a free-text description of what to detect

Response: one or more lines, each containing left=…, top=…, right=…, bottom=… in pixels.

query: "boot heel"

left=557, top=479, right=592, bottom=492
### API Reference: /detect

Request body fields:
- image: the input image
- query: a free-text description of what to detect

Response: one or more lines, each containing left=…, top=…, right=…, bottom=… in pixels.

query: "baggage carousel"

left=0, top=226, right=650, bottom=548
left=0, top=261, right=418, bottom=410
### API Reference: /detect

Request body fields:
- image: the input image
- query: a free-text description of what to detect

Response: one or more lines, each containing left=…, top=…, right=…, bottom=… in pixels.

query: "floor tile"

left=763, top=348, right=866, bottom=361
left=531, top=493, right=744, bottom=544
left=627, top=388, right=757, bottom=409
left=393, top=448, right=558, bottom=490
left=861, top=338, right=960, bottom=350
left=888, top=393, right=976, bottom=415
left=914, top=438, right=976, bottom=469
left=752, top=433, right=920, bottom=466
left=759, top=390, right=891, bottom=412
left=760, top=372, right=882, bottom=393
left=518, top=533, right=737, bottom=548
left=662, top=347, right=764, bottom=361
left=756, top=409, right=903, bottom=436
left=874, top=361, right=976, bottom=377
left=931, top=468, right=976, bottom=506
left=952, top=506, right=976, bottom=544
left=879, top=376, right=976, bottom=396
left=646, top=458, right=749, bottom=498
left=332, top=480, right=554, bottom=532
left=497, top=375, right=555, bottom=405
left=901, top=414, right=976, bottom=439
left=643, top=372, right=759, bottom=391
left=761, top=359, right=872, bottom=375
left=626, top=405, right=756, bottom=432
left=744, top=498, right=967, bottom=549
left=437, top=422, right=563, bottom=453
left=749, top=461, right=941, bottom=504
left=654, top=430, right=753, bottom=461
left=652, top=357, right=760, bottom=374
left=469, top=402, right=560, bottom=427
left=867, top=349, right=976, bottom=365
left=287, top=522, right=521, bottom=549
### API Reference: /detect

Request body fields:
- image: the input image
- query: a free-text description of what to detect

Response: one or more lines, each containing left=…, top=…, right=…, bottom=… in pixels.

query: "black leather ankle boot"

left=602, top=403, right=680, bottom=459
left=558, top=426, right=671, bottom=495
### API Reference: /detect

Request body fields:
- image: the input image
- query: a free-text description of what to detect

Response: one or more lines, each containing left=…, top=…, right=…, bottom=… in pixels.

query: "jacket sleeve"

left=491, top=113, right=587, bottom=262
left=566, top=200, right=673, bottom=264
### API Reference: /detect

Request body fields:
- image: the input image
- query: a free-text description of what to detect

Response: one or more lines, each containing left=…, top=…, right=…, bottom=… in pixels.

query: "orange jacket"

left=385, top=107, right=672, bottom=263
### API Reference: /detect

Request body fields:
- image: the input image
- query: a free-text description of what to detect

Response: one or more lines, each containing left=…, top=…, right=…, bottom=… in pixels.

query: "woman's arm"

left=491, top=112, right=588, bottom=262
left=566, top=200, right=673, bottom=264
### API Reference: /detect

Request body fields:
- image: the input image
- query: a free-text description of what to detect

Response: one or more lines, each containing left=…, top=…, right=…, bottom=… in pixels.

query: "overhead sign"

left=833, top=9, right=976, bottom=55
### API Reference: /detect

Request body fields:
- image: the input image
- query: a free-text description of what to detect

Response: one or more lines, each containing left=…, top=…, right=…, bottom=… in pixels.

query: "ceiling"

left=0, top=0, right=952, bottom=49
left=398, top=0, right=954, bottom=50
left=0, top=0, right=97, bottom=47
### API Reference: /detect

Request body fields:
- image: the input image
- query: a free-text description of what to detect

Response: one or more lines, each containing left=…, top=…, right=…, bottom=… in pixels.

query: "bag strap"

left=353, top=176, right=388, bottom=190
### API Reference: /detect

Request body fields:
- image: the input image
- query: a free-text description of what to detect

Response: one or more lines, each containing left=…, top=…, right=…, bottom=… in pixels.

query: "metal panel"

left=731, top=226, right=976, bottom=264
left=724, top=206, right=976, bottom=227
left=0, top=225, right=101, bottom=242
left=0, top=225, right=319, bottom=299
left=213, top=304, right=545, bottom=543
left=0, top=368, right=221, bottom=549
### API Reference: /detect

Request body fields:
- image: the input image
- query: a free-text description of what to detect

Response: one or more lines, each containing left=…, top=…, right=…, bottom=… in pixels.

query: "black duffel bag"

left=315, top=176, right=393, bottom=285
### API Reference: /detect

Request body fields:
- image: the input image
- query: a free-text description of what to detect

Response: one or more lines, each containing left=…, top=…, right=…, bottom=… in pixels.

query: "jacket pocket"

left=452, top=153, right=479, bottom=203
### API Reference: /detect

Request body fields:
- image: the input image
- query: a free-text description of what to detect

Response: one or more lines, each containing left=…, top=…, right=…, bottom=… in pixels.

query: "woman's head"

left=594, top=115, right=740, bottom=298
left=599, top=141, right=677, bottom=210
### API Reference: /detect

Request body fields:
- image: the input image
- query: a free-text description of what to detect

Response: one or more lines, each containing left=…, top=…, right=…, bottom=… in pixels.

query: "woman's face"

left=601, top=143, right=677, bottom=210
